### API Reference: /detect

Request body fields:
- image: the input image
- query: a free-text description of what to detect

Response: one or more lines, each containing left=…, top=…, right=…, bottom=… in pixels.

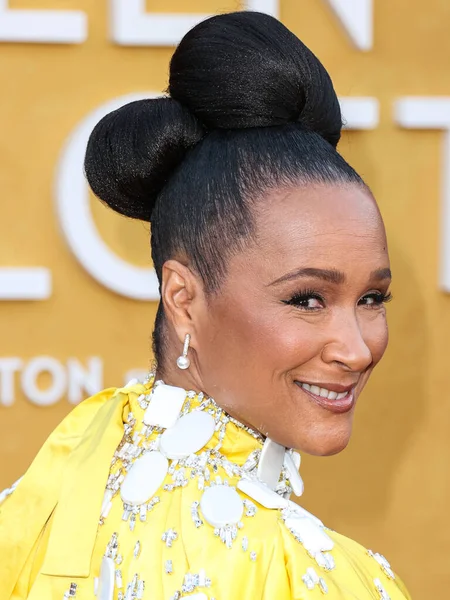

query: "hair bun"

left=84, top=98, right=205, bottom=221
left=169, top=11, right=342, bottom=148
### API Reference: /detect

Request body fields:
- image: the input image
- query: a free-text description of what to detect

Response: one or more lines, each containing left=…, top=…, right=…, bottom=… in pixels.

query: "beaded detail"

left=62, top=583, right=77, bottom=599
left=0, top=477, right=22, bottom=506
left=374, top=577, right=392, bottom=600
left=93, top=376, right=403, bottom=599
left=368, top=550, right=396, bottom=580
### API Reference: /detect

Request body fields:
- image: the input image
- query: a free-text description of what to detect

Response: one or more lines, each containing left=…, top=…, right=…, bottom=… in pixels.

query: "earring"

left=176, top=334, right=191, bottom=370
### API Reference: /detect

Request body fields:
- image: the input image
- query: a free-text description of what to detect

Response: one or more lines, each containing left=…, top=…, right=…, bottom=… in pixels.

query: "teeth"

left=299, top=383, right=349, bottom=401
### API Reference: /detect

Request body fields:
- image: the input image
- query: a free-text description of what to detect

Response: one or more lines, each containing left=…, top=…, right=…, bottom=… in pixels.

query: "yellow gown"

left=0, top=377, right=411, bottom=600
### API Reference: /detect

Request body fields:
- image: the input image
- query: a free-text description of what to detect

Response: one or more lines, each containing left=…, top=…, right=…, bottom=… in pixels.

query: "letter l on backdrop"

left=110, top=0, right=373, bottom=50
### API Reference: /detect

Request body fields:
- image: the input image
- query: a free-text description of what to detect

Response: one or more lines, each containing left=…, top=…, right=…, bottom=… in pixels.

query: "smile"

left=298, top=382, right=348, bottom=400
left=294, top=381, right=356, bottom=414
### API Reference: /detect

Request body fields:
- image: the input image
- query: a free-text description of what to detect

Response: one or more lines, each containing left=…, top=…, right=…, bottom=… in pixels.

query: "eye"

left=359, top=291, right=393, bottom=308
left=283, top=290, right=325, bottom=311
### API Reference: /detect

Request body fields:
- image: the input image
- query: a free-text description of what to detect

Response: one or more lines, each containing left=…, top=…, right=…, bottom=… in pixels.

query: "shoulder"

left=0, top=385, right=120, bottom=506
left=237, top=500, right=411, bottom=600
left=0, top=384, right=131, bottom=598
left=326, top=528, right=412, bottom=599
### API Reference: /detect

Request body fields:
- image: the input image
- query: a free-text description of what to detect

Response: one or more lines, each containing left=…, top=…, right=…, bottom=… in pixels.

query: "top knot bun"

left=85, top=11, right=343, bottom=224
left=169, top=11, right=342, bottom=147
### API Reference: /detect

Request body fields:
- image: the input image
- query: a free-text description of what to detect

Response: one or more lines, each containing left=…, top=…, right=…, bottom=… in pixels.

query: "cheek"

left=362, top=312, right=389, bottom=365
left=205, top=296, right=320, bottom=373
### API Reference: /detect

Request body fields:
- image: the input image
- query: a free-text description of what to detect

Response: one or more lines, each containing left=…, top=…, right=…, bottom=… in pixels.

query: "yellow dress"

left=0, top=377, right=411, bottom=600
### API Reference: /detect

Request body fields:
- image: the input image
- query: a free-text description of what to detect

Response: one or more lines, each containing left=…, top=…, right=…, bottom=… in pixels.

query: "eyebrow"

left=268, top=267, right=392, bottom=286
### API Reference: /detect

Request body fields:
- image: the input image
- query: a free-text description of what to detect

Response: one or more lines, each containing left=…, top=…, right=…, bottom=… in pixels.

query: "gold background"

left=1, top=1, right=449, bottom=597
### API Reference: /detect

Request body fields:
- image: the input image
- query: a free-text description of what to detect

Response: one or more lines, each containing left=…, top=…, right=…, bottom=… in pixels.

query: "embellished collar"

left=124, top=375, right=304, bottom=500
left=90, top=376, right=337, bottom=597
left=130, top=377, right=266, bottom=466
left=102, top=377, right=328, bottom=543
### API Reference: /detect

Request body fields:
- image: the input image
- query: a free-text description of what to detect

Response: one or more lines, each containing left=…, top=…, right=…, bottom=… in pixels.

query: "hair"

left=84, top=11, right=365, bottom=368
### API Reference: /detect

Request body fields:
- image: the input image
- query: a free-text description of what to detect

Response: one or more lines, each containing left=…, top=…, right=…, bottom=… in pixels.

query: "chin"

left=298, top=437, right=350, bottom=457
left=267, top=414, right=354, bottom=456
left=292, top=424, right=353, bottom=457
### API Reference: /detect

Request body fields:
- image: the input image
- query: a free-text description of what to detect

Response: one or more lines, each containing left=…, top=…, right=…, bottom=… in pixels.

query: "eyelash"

left=283, top=289, right=393, bottom=311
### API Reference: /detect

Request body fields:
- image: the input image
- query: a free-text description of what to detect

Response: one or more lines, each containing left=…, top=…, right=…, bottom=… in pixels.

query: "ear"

left=161, top=259, right=204, bottom=345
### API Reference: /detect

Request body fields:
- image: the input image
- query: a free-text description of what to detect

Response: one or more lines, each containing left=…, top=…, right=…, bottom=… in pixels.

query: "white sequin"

left=143, top=384, right=186, bottom=428
left=200, top=484, right=244, bottom=528
left=160, top=411, right=215, bottom=459
left=284, top=516, right=334, bottom=553
left=237, top=478, right=288, bottom=510
left=120, top=451, right=168, bottom=505
left=283, top=452, right=304, bottom=497
left=97, top=557, right=115, bottom=600
left=257, top=438, right=286, bottom=489
left=285, top=500, right=324, bottom=527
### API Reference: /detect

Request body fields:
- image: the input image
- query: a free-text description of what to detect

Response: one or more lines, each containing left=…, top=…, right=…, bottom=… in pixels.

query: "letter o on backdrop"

left=55, top=92, right=160, bottom=301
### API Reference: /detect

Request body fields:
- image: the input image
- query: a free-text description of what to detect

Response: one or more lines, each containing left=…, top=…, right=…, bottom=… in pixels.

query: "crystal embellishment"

left=115, top=569, right=123, bottom=589
left=191, top=501, right=203, bottom=528
left=133, top=541, right=141, bottom=558
left=181, top=571, right=212, bottom=594
left=165, top=559, right=173, bottom=574
left=0, top=476, right=22, bottom=506
left=302, top=573, right=315, bottom=591
left=214, top=523, right=239, bottom=549
left=301, top=568, right=328, bottom=595
left=162, top=528, right=178, bottom=547
left=368, top=550, right=396, bottom=580
left=319, top=577, right=329, bottom=594
left=374, top=578, right=391, bottom=600
left=97, top=557, right=115, bottom=600
left=315, top=551, right=335, bottom=571
left=63, top=583, right=78, bottom=599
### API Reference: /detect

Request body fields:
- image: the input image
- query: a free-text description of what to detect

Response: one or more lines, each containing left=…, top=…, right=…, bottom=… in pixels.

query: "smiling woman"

left=0, top=10, right=410, bottom=600
left=192, top=184, right=392, bottom=457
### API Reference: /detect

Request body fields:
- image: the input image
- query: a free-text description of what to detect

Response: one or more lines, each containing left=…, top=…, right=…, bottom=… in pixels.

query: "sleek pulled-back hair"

left=84, top=11, right=365, bottom=367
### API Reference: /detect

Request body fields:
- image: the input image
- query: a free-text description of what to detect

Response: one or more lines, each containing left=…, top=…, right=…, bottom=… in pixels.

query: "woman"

left=0, top=11, right=411, bottom=600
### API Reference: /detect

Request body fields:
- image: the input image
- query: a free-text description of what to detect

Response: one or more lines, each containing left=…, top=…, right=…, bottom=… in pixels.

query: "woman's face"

left=195, top=183, right=391, bottom=455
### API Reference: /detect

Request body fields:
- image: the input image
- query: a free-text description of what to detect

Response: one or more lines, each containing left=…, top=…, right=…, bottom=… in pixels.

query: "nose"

left=321, top=312, right=373, bottom=372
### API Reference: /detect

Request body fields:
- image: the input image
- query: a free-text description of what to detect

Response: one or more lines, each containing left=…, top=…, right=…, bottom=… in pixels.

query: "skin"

left=158, top=183, right=391, bottom=456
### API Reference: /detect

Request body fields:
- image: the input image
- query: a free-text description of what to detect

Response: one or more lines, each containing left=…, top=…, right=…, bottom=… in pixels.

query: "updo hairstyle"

left=84, top=11, right=364, bottom=366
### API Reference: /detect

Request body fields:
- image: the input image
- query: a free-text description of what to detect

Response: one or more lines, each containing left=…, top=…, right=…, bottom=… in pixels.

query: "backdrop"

left=1, top=1, right=449, bottom=598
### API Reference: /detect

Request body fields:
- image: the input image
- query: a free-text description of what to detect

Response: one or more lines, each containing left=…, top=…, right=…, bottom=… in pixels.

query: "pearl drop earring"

left=176, top=334, right=191, bottom=370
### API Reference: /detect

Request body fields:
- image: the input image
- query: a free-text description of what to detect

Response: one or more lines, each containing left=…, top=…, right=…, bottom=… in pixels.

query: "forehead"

left=252, top=184, right=388, bottom=263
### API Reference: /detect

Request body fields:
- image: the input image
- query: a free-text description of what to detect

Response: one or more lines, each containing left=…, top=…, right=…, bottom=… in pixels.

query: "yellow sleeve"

left=0, top=387, right=118, bottom=600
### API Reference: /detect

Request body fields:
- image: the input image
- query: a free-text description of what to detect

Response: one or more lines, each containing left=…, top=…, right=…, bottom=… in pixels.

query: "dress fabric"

left=0, top=378, right=411, bottom=600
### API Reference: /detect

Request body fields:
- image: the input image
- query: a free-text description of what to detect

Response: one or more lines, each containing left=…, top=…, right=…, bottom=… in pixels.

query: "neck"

left=156, top=322, right=209, bottom=393
left=155, top=360, right=205, bottom=397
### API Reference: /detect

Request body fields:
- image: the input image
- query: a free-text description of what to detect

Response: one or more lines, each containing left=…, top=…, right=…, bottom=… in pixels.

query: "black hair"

left=84, top=11, right=365, bottom=368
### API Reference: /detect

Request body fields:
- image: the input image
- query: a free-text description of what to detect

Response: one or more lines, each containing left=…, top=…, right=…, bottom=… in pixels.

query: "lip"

left=294, top=381, right=356, bottom=414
